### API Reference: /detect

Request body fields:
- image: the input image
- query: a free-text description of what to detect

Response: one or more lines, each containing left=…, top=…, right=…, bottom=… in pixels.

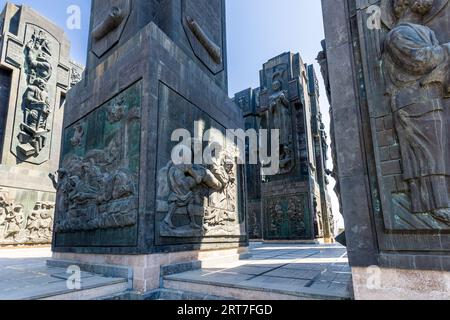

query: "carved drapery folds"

left=158, top=148, right=239, bottom=238
left=0, top=190, right=54, bottom=244
left=382, top=0, right=450, bottom=224
left=259, top=66, right=294, bottom=175
left=18, top=29, right=54, bottom=158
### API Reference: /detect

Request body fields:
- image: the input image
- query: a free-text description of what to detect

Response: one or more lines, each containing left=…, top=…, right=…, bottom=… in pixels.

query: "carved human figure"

left=71, top=67, right=82, bottom=87
left=270, top=203, right=284, bottom=232
left=38, top=203, right=54, bottom=239
left=26, top=31, right=53, bottom=82
left=50, top=169, right=70, bottom=217
left=26, top=203, right=41, bottom=240
left=23, top=77, right=51, bottom=130
left=70, top=124, right=84, bottom=147
left=18, top=29, right=53, bottom=157
left=107, top=103, right=126, bottom=123
left=163, top=163, right=204, bottom=229
left=0, top=192, right=8, bottom=230
left=0, top=207, right=5, bottom=229
left=163, top=149, right=237, bottom=231
left=383, top=0, right=450, bottom=222
left=4, top=205, right=25, bottom=241
left=268, top=78, right=293, bottom=171
left=204, top=156, right=237, bottom=228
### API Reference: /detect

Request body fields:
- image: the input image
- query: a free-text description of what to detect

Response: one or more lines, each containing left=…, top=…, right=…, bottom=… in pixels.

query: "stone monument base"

left=51, top=247, right=249, bottom=293
left=352, top=267, right=450, bottom=300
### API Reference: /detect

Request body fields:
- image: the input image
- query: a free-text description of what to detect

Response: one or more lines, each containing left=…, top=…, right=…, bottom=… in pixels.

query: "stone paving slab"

left=165, top=243, right=354, bottom=300
left=0, top=248, right=127, bottom=300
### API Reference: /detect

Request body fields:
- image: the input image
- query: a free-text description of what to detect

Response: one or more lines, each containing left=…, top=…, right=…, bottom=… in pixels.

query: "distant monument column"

left=0, top=3, right=82, bottom=247
left=234, top=53, right=334, bottom=243
left=321, top=0, right=450, bottom=299
left=51, top=0, right=247, bottom=294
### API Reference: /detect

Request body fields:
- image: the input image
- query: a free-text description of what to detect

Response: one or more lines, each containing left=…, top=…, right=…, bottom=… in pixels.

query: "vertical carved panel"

left=155, top=83, right=245, bottom=245
left=11, top=25, right=60, bottom=164
left=264, top=194, right=309, bottom=240
left=53, top=82, right=141, bottom=248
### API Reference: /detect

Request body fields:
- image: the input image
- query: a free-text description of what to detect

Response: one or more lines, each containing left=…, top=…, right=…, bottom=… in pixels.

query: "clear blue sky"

left=0, top=0, right=342, bottom=228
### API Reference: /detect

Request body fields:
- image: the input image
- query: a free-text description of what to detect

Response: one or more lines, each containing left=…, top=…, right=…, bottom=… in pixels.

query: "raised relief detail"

left=260, top=68, right=294, bottom=174
left=383, top=0, right=450, bottom=224
left=0, top=189, right=54, bottom=244
left=18, top=29, right=54, bottom=158
left=158, top=145, right=239, bottom=238
left=51, top=149, right=137, bottom=233
left=182, top=0, right=224, bottom=74
left=266, top=196, right=306, bottom=239
left=186, top=17, right=223, bottom=65
left=70, top=67, right=82, bottom=87
left=92, top=6, right=126, bottom=41
left=53, top=82, right=141, bottom=235
left=91, top=0, right=131, bottom=57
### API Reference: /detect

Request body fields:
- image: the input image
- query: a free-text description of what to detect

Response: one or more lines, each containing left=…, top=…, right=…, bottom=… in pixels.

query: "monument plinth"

left=0, top=3, right=83, bottom=246
left=51, top=0, right=247, bottom=293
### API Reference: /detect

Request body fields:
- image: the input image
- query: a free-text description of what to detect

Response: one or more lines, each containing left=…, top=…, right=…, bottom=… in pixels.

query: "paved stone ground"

left=165, top=243, right=354, bottom=299
left=0, top=244, right=353, bottom=300
left=0, top=248, right=127, bottom=300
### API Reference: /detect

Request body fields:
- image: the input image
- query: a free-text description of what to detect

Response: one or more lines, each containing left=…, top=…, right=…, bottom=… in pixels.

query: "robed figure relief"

left=383, top=0, right=450, bottom=223
left=268, top=75, right=293, bottom=173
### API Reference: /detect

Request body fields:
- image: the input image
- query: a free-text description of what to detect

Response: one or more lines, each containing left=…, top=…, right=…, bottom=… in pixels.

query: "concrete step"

left=40, top=280, right=130, bottom=301
left=144, top=288, right=234, bottom=300
left=162, top=274, right=352, bottom=300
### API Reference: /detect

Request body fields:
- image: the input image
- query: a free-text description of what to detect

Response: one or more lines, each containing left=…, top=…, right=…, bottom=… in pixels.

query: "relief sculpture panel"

left=0, top=188, right=55, bottom=245
left=382, top=0, right=450, bottom=225
left=12, top=25, right=60, bottom=164
left=264, top=194, right=309, bottom=240
left=155, top=83, right=245, bottom=246
left=53, top=82, right=141, bottom=247
left=353, top=0, right=450, bottom=234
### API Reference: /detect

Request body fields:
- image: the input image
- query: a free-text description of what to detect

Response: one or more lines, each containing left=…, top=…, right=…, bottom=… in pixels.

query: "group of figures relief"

left=50, top=143, right=137, bottom=233
left=0, top=190, right=54, bottom=244
left=382, top=0, right=450, bottom=223
left=18, top=28, right=54, bottom=158
left=51, top=82, right=141, bottom=239
left=158, top=144, right=239, bottom=238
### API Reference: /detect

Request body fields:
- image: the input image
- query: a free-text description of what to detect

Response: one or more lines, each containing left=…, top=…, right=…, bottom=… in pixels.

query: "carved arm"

left=92, top=6, right=125, bottom=41
left=186, top=17, right=222, bottom=65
